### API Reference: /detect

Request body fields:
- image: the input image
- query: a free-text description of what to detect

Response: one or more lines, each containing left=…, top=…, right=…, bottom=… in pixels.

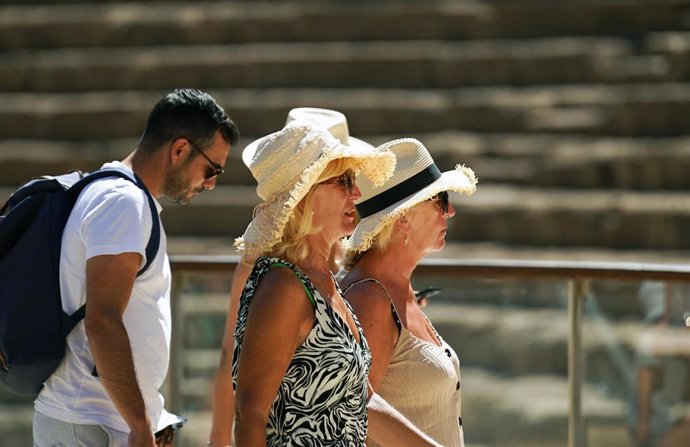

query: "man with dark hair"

left=33, top=89, right=239, bottom=447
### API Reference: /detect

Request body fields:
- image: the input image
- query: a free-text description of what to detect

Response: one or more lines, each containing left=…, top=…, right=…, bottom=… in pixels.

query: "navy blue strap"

left=65, top=168, right=160, bottom=334
left=68, top=168, right=160, bottom=277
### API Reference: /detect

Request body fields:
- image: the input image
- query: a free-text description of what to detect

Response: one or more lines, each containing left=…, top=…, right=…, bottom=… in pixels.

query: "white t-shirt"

left=35, top=161, right=178, bottom=432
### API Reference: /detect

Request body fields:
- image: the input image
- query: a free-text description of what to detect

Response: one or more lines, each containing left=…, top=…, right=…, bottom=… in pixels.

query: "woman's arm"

left=348, top=283, right=443, bottom=446
left=345, top=281, right=399, bottom=391
left=233, top=267, right=315, bottom=447
left=208, top=258, right=253, bottom=447
left=367, top=387, right=443, bottom=447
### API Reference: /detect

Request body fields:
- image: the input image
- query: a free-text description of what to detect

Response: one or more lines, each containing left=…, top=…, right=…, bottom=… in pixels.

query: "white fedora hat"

left=346, top=138, right=477, bottom=253
left=242, top=107, right=375, bottom=178
left=235, top=121, right=395, bottom=256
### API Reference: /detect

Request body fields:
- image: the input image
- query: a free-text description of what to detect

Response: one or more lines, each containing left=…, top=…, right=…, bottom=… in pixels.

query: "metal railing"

left=169, top=255, right=690, bottom=447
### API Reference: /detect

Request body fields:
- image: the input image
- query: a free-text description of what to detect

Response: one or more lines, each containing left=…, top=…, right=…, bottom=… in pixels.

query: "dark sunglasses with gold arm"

left=187, top=139, right=224, bottom=180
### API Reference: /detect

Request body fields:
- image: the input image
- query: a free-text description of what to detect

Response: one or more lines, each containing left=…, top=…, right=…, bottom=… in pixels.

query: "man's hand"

left=128, top=426, right=156, bottom=447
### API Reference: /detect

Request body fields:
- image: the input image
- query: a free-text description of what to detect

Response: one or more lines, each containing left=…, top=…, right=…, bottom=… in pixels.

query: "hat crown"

left=250, top=121, right=341, bottom=199
left=286, top=108, right=351, bottom=146
left=356, top=139, right=434, bottom=203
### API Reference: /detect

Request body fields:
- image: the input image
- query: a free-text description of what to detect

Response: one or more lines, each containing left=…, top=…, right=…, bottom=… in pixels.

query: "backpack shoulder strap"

left=72, top=168, right=160, bottom=277
left=63, top=168, right=160, bottom=337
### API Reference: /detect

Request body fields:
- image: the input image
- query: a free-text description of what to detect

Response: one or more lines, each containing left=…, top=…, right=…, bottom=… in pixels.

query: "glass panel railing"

left=166, top=269, right=234, bottom=444
left=3, top=259, right=689, bottom=447
left=582, top=279, right=690, bottom=447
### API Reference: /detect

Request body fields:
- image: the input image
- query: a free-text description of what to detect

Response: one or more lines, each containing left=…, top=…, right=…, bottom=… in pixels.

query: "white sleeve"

left=80, top=180, right=153, bottom=269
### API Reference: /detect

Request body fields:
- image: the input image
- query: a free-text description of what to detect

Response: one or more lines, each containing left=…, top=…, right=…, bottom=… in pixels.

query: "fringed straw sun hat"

left=242, top=108, right=375, bottom=185
left=235, top=121, right=396, bottom=257
left=346, top=138, right=478, bottom=254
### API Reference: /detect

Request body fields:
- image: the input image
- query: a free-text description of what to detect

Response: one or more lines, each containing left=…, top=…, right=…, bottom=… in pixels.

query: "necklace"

left=300, top=266, right=335, bottom=299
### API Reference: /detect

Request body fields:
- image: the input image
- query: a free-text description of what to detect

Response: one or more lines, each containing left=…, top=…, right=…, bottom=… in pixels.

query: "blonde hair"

left=271, top=158, right=361, bottom=263
left=343, top=216, right=402, bottom=269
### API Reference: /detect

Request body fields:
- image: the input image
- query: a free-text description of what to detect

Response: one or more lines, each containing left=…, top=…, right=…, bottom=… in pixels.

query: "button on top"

left=456, top=381, right=460, bottom=390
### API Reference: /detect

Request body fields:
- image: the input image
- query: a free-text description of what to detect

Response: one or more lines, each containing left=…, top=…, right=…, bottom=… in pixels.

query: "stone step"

left=2, top=0, right=688, bottom=50
left=160, top=184, right=690, bottom=250
left=7, top=31, right=690, bottom=92
left=3, top=134, right=690, bottom=191
left=2, top=84, right=690, bottom=139
left=165, top=238, right=690, bottom=269
left=5, top=182, right=688, bottom=250
left=174, top=284, right=655, bottom=355
left=8, top=37, right=684, bottom=92
left=427, top=302, right=645, bottom=379
left=458, top=367, right=628, bottom=446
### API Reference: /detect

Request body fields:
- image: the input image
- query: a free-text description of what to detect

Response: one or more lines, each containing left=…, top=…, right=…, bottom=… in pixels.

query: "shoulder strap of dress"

left=344, top=278, right=401, bottom=330
left=269, top=261, right=316, bottom=307
left=267, top=260, right=316, bottom=307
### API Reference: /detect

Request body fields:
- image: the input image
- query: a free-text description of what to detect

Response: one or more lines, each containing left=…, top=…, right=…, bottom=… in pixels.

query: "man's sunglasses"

left=428, top=191, right=450, bottom=214
left=319, top=169, right=356, bottom=194
left=188, top=139, right=224, bottom=180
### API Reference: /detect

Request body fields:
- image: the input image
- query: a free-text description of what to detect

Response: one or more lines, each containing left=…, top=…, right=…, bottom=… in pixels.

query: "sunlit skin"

left=163, top=131, right=230, bottom=205
left=207, top=172, right=359, bottom=447
left=308, top=173, right=363, bottom=243
left=342, top=193, right=457, bottom=392
left=234, top=172, right=365, bottom=447
left=405, top=195, right=456, bottom=256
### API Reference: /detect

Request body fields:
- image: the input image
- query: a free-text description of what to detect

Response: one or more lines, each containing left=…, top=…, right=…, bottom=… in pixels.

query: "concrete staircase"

left=2, top=2, right=690, bottom=261
left=2, top=0, right=690, bottom=445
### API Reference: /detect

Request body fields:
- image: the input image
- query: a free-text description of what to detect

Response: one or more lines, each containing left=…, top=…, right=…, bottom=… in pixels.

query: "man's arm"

left=84, top=252, right=155, bottom=447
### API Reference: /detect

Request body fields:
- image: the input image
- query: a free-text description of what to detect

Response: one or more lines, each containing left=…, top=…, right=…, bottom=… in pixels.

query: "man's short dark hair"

left=138, top=89, right=239, bottom=154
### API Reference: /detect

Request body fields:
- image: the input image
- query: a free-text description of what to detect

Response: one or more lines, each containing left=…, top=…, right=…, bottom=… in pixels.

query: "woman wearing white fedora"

left=342, top=139, right=477, bottom=447
left=229, top=122, right=445, bottom=446
left=207, top=108, right=384, bottom=446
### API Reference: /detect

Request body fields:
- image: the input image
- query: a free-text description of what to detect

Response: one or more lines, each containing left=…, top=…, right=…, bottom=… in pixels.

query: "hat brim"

left=346, top=165, right=477, bottom=253
left=236, top=141, right=395, bottom=256
left=242, top=134, right=374, bottom=168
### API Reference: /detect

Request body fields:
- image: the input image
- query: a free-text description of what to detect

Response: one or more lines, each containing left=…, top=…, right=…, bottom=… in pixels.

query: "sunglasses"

left=428, top=191, right=450, bottom=214
left=319, top=169, right=356, bottom=194
left=188, top=139, right=224, bottom=180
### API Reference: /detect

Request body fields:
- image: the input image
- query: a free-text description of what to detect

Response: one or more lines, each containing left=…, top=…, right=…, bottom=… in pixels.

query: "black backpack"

left=0, top=167, right=160, bottom=395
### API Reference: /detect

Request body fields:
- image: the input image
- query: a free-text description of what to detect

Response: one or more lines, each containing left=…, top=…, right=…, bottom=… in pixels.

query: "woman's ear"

left=394, top=215, right=409, bottom=230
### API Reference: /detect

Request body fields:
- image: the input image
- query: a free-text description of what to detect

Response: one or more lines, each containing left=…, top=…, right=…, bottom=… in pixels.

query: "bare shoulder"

left=241, top=264, right=316, bottom=345
left=251, top=265, right=313, bottom=312
left=343, top=278, right=393, bottom=319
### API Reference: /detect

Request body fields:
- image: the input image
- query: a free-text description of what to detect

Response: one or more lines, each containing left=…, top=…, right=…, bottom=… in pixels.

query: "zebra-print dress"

left=232, top=257, right=372, bottom=446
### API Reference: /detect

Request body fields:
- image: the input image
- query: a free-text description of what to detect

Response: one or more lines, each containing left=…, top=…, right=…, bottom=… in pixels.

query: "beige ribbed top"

left=349, top=279, right=464, bottom=447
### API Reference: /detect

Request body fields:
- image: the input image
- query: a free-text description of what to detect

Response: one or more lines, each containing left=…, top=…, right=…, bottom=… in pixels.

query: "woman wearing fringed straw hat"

left=342, top=139, right=478, bottom=447
left=230, top=121, right=445, bottom=447
left=208, top=108, right=395, bottom=446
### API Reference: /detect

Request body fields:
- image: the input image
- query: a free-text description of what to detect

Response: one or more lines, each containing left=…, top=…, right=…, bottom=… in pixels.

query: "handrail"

left=170, top=255, right=690, bottom=281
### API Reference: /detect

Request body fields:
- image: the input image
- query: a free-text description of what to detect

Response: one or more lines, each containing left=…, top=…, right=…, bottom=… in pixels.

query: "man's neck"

left=123, top=150, right=164, bottom=198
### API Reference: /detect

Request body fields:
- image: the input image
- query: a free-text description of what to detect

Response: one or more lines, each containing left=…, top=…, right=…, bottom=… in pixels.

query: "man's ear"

left=169, top=138, right=188, bottom=167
